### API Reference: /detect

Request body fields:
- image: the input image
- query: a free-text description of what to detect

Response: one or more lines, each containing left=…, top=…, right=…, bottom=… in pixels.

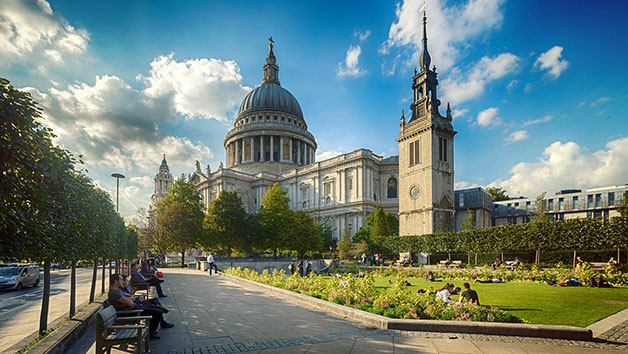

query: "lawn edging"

left=220, top=272, right=593, bottom=341
left=24, top=297, right=104, bottom=354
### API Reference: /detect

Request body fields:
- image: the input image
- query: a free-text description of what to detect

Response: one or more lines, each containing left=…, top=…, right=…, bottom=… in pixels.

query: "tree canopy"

left=486, top=187, right=510, bottom=202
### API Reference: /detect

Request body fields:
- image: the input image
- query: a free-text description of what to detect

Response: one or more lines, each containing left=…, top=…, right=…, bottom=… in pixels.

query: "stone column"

left=296, top=139, right=301, bottom=165
left=233, top=140, right=240, bottom=165
left=240, top=139, right=245, bottom=164
left=279, top=137, right=284, bottom=162
left=270, top=135, right=274, bottom=162
left=356, top=166, right=362, bottom=199
left=337, top=170, right=342, bottom=202
left=289, top=139, right=293, bottom=162
left=249, top=137, right=254, bottom=162
left=260, top=135, right=264, bottom=162
left=306, top=144, right=310, bottom=164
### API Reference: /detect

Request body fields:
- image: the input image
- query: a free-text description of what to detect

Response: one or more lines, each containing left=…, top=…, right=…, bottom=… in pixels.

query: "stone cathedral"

left=151, top=13, right=455, bottom=239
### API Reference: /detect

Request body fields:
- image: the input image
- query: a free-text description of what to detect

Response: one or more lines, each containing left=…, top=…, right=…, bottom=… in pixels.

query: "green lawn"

left=374, top=277, right=628, bottom=327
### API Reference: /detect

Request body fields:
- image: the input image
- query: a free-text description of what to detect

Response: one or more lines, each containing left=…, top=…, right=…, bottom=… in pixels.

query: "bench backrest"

left=97, top=305, right=117, bottom=329
left=102, top=299, right=111, bottom=308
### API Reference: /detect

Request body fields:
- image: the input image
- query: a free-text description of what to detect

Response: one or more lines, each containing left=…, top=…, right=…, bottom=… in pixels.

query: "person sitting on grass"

left=492, top=257, right=503, bottom=270
left=475, top=277, right=503, bottom=283
left=435, top=283, right=455, bottom=303
left=425, top=271, right=436, bottom=282
left=450, top=286, right=462, bottom=295
left=510, top=257, right=522, bottom=270
left=589, top=276, right=613, bottom=288
left=458, top=283, right=480, bottom=305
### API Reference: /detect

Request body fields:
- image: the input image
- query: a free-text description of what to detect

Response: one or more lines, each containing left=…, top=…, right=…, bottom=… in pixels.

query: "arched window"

left=387, top=177, right=397, bottom=199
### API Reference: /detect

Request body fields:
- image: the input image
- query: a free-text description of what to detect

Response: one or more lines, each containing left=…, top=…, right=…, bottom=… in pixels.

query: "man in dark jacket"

left=131, top=262, right=167, bottom=298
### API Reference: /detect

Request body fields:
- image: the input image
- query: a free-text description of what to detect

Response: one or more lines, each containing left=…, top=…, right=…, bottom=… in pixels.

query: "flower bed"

left=224, top=267, right=523, bottom=323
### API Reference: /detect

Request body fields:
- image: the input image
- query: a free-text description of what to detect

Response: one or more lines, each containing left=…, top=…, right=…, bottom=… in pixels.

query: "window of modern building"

left=558, top=198, right=564, bottom=211
left=387, top=177, right=397, bottom=198
left=595, top=193, right=601, bottom=208
left=573, top=196, right=579, bottom=210
left=548, top=199, right=553, bottom=211
left=558, top=213, right=564, bottom=220
left=609, top=192, right=615, bottom=206
left=587, top=211, right=592, bottom=219
left=604, top=210, right=609, bottom=221
left=459, top=193, right=464, bottom=208
left=587, top=195, right=593, bottom=208
left=438, top=137, right=448, bottom=162
left=594, top=211, right=602, bottom=218
left=514, top=202, right=519, bottom=215
left=526, top=201, right=531, bottom=213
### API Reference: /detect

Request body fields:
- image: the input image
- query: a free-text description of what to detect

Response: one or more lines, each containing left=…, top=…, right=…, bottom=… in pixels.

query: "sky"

left=2, top=0, right=628, bottom=220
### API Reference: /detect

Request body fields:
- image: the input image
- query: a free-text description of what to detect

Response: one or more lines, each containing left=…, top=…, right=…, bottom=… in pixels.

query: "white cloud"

left=506, top=80, right=518, bottom=92
left=523, top=115, right=552, bottom=126
left=505, top=130, right=529, bottom=144
left=316, top=150, right=345, bottom=162
left=23, top=74, right=213, bottom=174
left=0, top=0, right=89, bottom=67
left=441, top=53, right=519, bottom=105
left=475, top=107, right=501, bottom=128
left=524, top=83, right=533, bottom=93
left=452, top=108, right=468, bottom=119
left=534, top=46, right=569, bottom=79
left=380, top=0, right=505, bottom=73
left=354, top=29, right=372, bottom=42
left=490, top=137, right=628, bottom=197
left=130, top=176, right=154, bottom=188
left=590, top=96, right=611, bottom=107
left=124, top=186, right=140, bottom=198
left=139, top=54, right=251, bottom=122
left=337, top=45, right=367, bottom=78
left=455, top=181, right=480, bottom=190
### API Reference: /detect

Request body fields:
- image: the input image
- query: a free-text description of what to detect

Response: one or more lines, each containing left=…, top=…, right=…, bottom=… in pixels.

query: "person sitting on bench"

left=131, top=262, right=167, bottom=298
left=108, top=274, right=174, bottom=340
left=120, top=275, right=169, bottom=313
left=510, top=257, right=522, bottom=270
left=443, top=258, right=453, bottom=268
left=492, top=257, right=503, bottom=270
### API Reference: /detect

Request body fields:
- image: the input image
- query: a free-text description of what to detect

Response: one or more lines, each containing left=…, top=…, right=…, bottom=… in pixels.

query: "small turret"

left=446, top=102, right=452, bottom=120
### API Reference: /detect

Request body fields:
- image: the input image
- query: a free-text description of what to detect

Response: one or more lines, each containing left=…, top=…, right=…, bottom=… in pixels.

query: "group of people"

left=108, top=260, right=174, bottom=340
left=435, top=282, right=480, bottom=305
left=491, top=257, right=522, bottom=271
left=288, top=259, right=313, bottom=276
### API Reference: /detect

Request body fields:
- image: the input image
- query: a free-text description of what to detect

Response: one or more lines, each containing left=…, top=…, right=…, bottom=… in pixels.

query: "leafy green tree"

left=259, top=183, right=294, bottom=258
left=317, top=221, right=336, bottom=253
left=202, top=190, right=248, bottom=256
left=156, top=175, right=205, bottom=267
left=370, top=205, right=391, bottom=237
left=461, top=209, right=477, bottom=231
left=352, top=240, right=370, bottom=259
left=531, top=191, right=549, bottom=222
left=337, top=227, right=353, bottom=260
left=486, top=187, right=510, bottom=202
left=289, top=212, right=323, bottom=258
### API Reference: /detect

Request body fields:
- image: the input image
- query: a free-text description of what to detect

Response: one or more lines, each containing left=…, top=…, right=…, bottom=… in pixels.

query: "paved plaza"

left=68, top=268, right=628, bottom=353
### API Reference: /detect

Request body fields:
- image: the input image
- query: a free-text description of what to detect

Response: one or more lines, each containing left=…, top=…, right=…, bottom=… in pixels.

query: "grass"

left=373, top=277, right=628, bottom=327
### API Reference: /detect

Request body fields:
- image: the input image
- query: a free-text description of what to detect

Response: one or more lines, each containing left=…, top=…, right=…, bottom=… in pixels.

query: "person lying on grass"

left=435, top=283, right=455, bottom=303
left=475, top=278, right=504, bottom=283
left=546, top=277, right=582, bottom=287
left=458, top=283, right=480, bottom=305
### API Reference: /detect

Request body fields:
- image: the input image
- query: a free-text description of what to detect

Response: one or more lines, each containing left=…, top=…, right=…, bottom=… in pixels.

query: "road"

left=0, top=267, right=111, bottom=353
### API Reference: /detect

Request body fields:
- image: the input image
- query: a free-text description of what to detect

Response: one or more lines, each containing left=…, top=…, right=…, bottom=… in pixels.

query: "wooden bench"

left=589, top=262, right=608, bottom=270
left=129, top=279, right=151, bottom=298
left=439, top=260, right=462, bottom=268
left=96, top=305, right=151, bottom=354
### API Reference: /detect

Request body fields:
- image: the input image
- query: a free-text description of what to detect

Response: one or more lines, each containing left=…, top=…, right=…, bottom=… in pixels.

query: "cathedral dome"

left=238, top=83, right=303, bottom=119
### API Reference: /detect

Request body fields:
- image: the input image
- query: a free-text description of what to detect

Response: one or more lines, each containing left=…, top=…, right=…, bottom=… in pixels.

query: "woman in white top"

left=435, top=283, right=455, bottom=303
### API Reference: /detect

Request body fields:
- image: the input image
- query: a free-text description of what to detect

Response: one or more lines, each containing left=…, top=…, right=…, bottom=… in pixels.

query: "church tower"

left=152, top=154, right=173, bottom=204
left=397, top=11, right=456, bottom=236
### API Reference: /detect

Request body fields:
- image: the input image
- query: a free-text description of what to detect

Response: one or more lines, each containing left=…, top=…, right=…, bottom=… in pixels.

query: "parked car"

left=0, top=264, right=41, bottom=290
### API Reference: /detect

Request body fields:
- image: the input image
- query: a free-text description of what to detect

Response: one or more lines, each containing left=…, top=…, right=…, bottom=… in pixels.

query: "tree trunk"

left=89, top=259, right=97, bottom=303
left=618, top=247, right=621, bottom=264
left=573, top=249, right=577, bottom=268
left=474, top=253, right=478, bottom=265
left=501, top=251, right=504, bottom=262
left=181, top=250, right=185, bottom=268
left=39, top=260, right=51, bottom=335
left=427, top=254, right=431, bottom=265
left=69, top=260, right=76, bottom=317
left=273, top=248, right=277, bottom=260
left=467, top=253, right=471, bottom=265
left=108, top=260, right=112, bottom=282
left=101, top=259, right=106, bottom=294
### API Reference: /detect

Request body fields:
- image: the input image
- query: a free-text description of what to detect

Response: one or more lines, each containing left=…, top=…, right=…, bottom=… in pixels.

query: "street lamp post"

left=111, top=173, right=125, bottom=212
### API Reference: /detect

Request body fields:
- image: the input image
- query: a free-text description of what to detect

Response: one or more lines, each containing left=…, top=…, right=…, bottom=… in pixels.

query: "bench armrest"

left=105, top=325, right=146, bottom=330
left=116, top=309, right=143, bottom=315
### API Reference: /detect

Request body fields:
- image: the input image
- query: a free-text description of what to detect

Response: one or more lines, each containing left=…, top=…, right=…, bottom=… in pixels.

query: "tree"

left=370, top=205, right=391, bottom=237
left=318, top=221, right=336, bottom=253
left=337, top=227, right=353, bottom=260
left=531, top=192, right=549, bottom=222
left=289, top=212, right=323, bottom=258
left=202, top=190, right=248, bottom=256
left=352, top=240, right=370, bottom=259
left=486, top=187, right=510, bottom=202
left=259, top=183, right=294, bottom=258
left=461, top=209, right=477, bottom=231
left=156, top=175, right=205, bottom=267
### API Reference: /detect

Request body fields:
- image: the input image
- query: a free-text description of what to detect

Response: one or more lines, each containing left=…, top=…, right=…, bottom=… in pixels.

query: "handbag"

left=156, top=271, right=163, bottom=278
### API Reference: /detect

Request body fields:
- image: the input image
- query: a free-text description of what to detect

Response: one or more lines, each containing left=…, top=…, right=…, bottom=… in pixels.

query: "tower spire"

left=263, top=37, right=280, bottom=85
left=419, top=10, right=431, bottom=71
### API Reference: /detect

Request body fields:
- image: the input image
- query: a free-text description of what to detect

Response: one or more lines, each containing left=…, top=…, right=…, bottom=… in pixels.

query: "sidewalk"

left=68, top=268, right=628, bottom=353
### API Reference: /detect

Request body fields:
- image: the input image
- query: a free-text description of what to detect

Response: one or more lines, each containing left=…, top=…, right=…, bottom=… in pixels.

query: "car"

left=0, top=264, right=41, bottom=290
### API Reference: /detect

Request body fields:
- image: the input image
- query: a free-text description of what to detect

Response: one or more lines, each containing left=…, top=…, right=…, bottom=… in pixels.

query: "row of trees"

left=144, top=179, right=328, bottom=263
left=0, top=79, right=138, bottom=335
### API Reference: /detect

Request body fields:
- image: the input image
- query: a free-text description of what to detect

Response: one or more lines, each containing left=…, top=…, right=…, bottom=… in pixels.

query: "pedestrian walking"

left=288, top=261, right=295, bottom=275
left=298, top=260, right=304, bottom=276
left=207, top=253, right=217, bottom=275
left=361, top=253, right=367, bottom=265
left=305, top=259, right=312, bottom=276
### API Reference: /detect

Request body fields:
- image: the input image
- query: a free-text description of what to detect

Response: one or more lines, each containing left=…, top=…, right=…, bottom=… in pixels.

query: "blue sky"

left=2, top=0, right=627, bottom=220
